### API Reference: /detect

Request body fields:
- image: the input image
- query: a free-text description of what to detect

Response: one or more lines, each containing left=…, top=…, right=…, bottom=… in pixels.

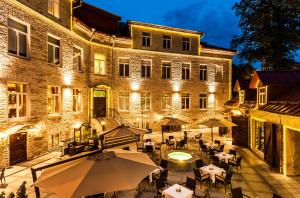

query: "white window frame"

left=142, top=32, right=151, bottom=47
left=118, top=92, right=130, bottom=111
left=7, top=82, right=28, bottom=119
left=239, top=90, right=245, bottom=104
left=47, top=33, right=61, bottom=66
left=7, top=17, right=30, bottom=58
left=73, top=46, right=83, bottom=72
left=162, top=61, right=171, bottom=79
left=258, top=87, right=267, bottom=105
left=72, top=88, right=82, bottom=113
left=141, top=59, right=152, bottom=78
left=162, top=92, right=172, bottom=110
left=48, top=0, right=60, bottom=18
left=199, top=93, right=208, bottom=110
left=199, top=65, right=207, bottom=81
left=119, top=58, right=130, bottom=77
left=182, top=63, right=191, bottom=80
left=47, top=85, right=61, bottom=115
left=183, top=37, right=191, bottom=51
left=163, top=35, right=171, bottom=49
left=141, top=92, right=151, bottom=111
left=181, top=93, right=190, bottom=110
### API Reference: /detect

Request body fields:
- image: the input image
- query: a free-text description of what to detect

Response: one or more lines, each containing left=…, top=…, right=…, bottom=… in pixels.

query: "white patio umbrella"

left=34, top=149, right=157, bottom=198
left=197, top=118, right=237, bottom=142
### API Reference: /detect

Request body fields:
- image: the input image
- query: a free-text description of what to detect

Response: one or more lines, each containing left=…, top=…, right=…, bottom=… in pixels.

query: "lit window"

left=73, top=89, right=82, bottom=112
left=7, top=18, right=29, bottom=58
left=119, top=92, right=129, bottom=111
left=162, top=62, right=171, bottom=79
left=239, top=90, right=245, bottom=104
left=183, top=37, right=190, bottom=51
left=163, top=35, right=171, bottom=49
left=199, top=94, right=207, bottom=110
left=94, top=54, right=106, bottom=75
left=162, top=92, right=172, bottom=110
left=181, top=93, right=190, bottom=109
left=141, top=92, right=151, bottom=111
left=8, top=83, right=28, bottom=118
left=182, top=63, right=191, bottom=80
left=119, top=58, right=130, bottom=77
left=255, top=120, right=264, bottom=152
left=200, top=65, right=207, bottom=81
left=47, top=86, right=61, bottom=114
left=48, top=35, right=60, bottom=66
left=48, top=0, right=60, bottom=18
left=141, top=60, right=151, bottom=78
left=142, top=32, right=151, bottom=47
left=258, top=87, right=267, bottom=105
left=73, top=46, right=83, bottom=71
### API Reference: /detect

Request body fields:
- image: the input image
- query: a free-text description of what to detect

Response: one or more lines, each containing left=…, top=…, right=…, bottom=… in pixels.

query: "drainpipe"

left=110, top=35, right=116, bottom=115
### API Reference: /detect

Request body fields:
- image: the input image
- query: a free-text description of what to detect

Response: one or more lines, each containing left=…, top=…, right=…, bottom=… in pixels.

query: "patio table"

left=149, top=166, right=163, bottom=182
left=215, top=152, right=234, bottom=163
left=200, top=164, right=225, bottom=183
left=170, top=138, right=181, bottom=148
left=162, top=184, right=193, bottom=198
left=205, top=142, right=218, bottom=149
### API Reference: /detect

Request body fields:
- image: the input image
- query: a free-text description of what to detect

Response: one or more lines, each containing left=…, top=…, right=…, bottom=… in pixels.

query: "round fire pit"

left=164, top=151, right=199, bottom=171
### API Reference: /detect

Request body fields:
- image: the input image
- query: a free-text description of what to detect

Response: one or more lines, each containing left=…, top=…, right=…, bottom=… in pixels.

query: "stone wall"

left=285, top=128, right=300, bottom=176
left=0, top=0, right=89, bottom=166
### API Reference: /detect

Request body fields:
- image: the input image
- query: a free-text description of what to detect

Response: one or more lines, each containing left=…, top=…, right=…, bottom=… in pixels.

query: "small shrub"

left=16, top=182, right=27, bottom=198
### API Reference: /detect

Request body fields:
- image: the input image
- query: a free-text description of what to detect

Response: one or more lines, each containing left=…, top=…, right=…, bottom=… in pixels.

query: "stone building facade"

left=0, top=0, right=235, bottom=167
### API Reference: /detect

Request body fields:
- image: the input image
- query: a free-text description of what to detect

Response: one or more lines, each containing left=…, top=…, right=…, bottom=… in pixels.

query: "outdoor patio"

left=1, top=130, right=300, bottom=198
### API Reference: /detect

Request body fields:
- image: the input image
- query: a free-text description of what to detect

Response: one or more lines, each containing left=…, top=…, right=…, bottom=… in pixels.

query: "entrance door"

left=9, top=132, right=27, bottom=165
left=94, top=90, right=106, bottom=118
left=264, top=123, right=281, bottom=169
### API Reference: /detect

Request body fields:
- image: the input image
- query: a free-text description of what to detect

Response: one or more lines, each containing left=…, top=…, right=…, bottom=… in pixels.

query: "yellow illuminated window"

left=48, top=0, right=60, bottom=18
left=47, top=86, right=61, bottom=114
left=94, top=54, right=106, bottom=75
left=73, top=89, right=82, bottom=112
left=8, top=83, right=28, bottom=118
left=119, top=92, right=129, bottom=111
left=141, top=92, right=151, bottom=111
left=162, top=92, right=172, bottom=110
left=239, top=90, right=245, bottom=104
left=258, top=87, right=267, bottom=105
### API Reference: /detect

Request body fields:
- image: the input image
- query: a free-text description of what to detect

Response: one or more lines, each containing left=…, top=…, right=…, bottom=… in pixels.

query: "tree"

left=231, top=0, right=300, bottom=71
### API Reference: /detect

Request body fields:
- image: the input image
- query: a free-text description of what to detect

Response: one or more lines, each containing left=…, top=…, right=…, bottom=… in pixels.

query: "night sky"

left=85, top=0, right=299, bottom=64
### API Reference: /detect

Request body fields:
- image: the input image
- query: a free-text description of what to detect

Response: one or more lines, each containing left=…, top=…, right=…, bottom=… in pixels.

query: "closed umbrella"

left=197, top=118, right=237, bottom=142
left=35, top=149, right=157, bottom=198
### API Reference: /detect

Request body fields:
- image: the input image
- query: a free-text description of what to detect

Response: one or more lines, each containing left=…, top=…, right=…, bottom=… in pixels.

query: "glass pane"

left=19, top=33, right=27, bottom=57
left=8, top=109, right=17, bottom=118
left=54, top=47, right=60, bottom=65
left=55, top=95, right=60, bottom=113
left=19, top=95, right=26, bottom=117
left=146, top=66, right=151, bottom=77
left=48, top=44, right=53, bottom=63
left=48, top=36, right=60, bottom=45
left=8, top=19, right=27, bottom=33
left=8, top=94, right=17, bottom=105
left=141, top=66, right=145, bottom=77
left=54, top=1, right=60, bottom=18
left=119, top=64, right=124, bottom=76
left=8, top=29, right=17, bottom=54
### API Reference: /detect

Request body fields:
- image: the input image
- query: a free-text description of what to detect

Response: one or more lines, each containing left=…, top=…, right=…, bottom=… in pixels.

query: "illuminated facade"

left=0, top=0, right=235, bottom=167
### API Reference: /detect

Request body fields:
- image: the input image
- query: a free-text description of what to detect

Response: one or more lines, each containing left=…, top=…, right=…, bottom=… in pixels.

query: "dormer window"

left=258, top=87, right=267, bottom=105
left=142, top=32, right=151, bottom=47
left=239, top=90, right=245, bottom=104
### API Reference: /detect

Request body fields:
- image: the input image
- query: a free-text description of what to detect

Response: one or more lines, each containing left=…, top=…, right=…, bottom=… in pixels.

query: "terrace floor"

left=1, top=131, right=300, bottom=198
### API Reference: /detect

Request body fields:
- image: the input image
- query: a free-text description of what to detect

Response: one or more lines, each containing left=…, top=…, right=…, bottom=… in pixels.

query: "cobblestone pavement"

left=1, top=131, right=300, bottom=198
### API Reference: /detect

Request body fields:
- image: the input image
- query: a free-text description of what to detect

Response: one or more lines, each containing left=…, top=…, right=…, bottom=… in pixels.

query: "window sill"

left=48, top=114, right=62, bottom=118
left=94, top=73, right=107, bottom=76
left=8, top=53, right=30, bottom=60
left=48, top=63, right=61, bottom=67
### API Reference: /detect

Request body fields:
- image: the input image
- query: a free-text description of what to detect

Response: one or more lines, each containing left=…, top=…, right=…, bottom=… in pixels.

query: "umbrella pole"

left=211, top=127, right=213, bottom=142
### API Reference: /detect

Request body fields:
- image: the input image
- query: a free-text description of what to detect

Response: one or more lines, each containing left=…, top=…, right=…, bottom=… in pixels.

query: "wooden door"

left=232, top=116, right=249, bottom=148
left=264, top=122, right=273, bottom=167
left=273, top=124, right=281, bottom=170
left=93, top=90, right=107, bottom=118
left=9, top=132, right=27, bottom=165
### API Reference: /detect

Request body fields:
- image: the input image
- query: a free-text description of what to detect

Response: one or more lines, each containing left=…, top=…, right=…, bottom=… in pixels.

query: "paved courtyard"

left=1, top=131, right=300, bottom=198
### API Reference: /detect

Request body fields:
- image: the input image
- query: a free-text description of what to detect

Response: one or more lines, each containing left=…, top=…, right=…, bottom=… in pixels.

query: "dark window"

left=181, top=93, right=190, bottom=109
left=48, top=35, right=60, bottom=66
left=119, top=59, right=129, bottom=77
left=162, top=62, right=171, bottom=79
left=199, top=94, right=207, bottom=110
left=7, top=18, right=29, bottom=58
left=163, top=35, right=171, bottom=49
left=142, top=32, right=151, bottom=47
left=183, top=37, right=190, bottom=51
left=200, top=65, right=207, bottom=81
left=141, top=60, right=151, bottom=78
left=182, top=63, right=190, bottom=80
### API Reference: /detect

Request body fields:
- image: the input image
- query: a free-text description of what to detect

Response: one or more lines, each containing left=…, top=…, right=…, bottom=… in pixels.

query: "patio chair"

left=155, top=177, right=167, bottom=198
left=201, top=144, right=208, bottom=156
left=136, top=141, right=144, bottom=152
left=165, top=139, right=174, bottom=149
left=154, top=169, right=168, bottom=184
left=181, top=177, right=197, bottom=195
left=215, top=172, right=233, bottom=192
left=146, top=139, right=152, bottom=142
left=208, top=149, right=215, bottom=162
left=0, top=168, right=5, bottom=185
left=168, top=136, right=174, bottom=140
left=195, top=159, right=204, bottom=168
left=212, top=156, right=220, bottom=166
left=214, top=144, right=225, bottom=153
left=145, top=145, right=154, bottom=156
left=122, top=146, right=130, bottom=150
left=176, top=139, right=186, bottom=149
left=229, top=156, right=242, bottom=173
left=219, top=161, right=230, bottom=172
left=193, top=168, right=210, bottom=189
left=195, top=133, right=202, bottom=142
left=214, top=140, right=221, bottom=145
left=229, top=149, right=237, bottom=158
left=160, top=159, right=168, bottom=169
left=231, top=187, right=251, bottom=198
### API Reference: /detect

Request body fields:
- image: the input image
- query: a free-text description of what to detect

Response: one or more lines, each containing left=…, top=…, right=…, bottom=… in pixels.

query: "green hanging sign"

left=94, top=90, right=106, bottom=98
